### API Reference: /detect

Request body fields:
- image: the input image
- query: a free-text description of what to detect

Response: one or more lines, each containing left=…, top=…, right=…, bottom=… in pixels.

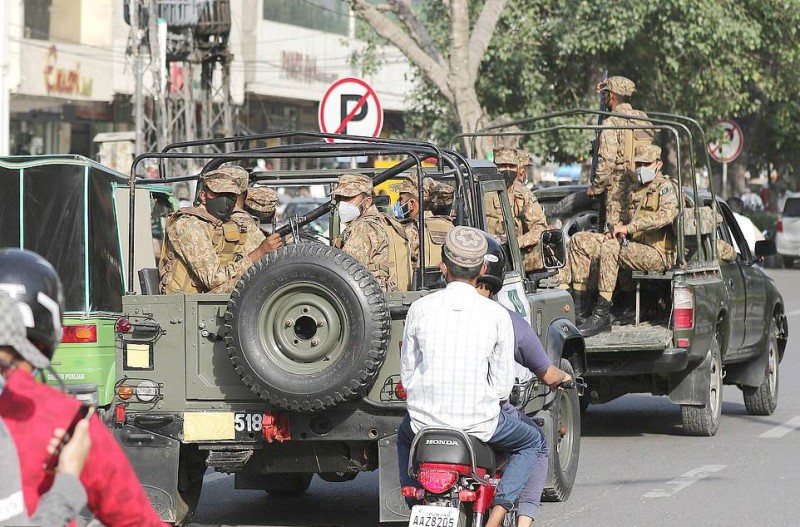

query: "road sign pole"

left=722, top=162, right=727, bottom=199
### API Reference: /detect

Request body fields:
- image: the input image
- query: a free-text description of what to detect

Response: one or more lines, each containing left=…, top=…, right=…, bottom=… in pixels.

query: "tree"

left=350, top=0, right=509, bottom=152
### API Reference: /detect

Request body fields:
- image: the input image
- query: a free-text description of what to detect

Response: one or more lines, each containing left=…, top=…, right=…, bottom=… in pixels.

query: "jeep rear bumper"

left=585, top=347, right=689, bottom=376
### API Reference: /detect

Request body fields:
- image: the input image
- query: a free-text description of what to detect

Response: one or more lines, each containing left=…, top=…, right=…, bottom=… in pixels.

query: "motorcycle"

left=402, top=379, right=585, bottom=527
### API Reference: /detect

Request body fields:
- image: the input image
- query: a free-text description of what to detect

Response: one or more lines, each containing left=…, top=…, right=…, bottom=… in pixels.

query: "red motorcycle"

left=402, top=379, right=583, bottom=527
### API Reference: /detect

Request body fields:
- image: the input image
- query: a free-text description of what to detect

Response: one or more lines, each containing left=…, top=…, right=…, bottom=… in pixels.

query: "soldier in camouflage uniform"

left=424, top=178, right=455, bottom=216
left=391, top=176, right=454, bottom=268
left=487, top=147, right=549, bottom=272
left=589, top=76, right=654, bottom=227
left=159, top=167, right=283, bottom=294
left=332, top=174, right=413, bottom=293
left=570, top=145, right=679, bottom=336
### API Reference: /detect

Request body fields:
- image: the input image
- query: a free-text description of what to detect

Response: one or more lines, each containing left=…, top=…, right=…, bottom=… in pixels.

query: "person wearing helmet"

left=0, top=249, right=165, bottom=527
left=475, top=234, right=572, bottom=526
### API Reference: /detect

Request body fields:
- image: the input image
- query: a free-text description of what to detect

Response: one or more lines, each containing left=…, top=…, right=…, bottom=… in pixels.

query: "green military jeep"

left=111, top=135, right=586, bottom=524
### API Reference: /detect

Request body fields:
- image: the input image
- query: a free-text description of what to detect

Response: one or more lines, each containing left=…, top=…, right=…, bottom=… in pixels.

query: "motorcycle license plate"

left=408, top=505, right=460, bottom=527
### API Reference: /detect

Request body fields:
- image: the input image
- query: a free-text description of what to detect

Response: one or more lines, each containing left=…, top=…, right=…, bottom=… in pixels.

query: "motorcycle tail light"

left=395, top=381, right=407, bottom=400
left=417, top=468, right=458, bottom=494
left=402, top=486, right=424, bottom=500
left=673, top=287, right=694, bottom=330
left=458, top=489, right=477, bottom=502
left=61, top=324, right=97, bottom=343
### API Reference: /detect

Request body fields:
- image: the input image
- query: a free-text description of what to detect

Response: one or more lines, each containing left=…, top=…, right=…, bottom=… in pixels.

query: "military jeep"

left=111, top=134, right=586, bottom=524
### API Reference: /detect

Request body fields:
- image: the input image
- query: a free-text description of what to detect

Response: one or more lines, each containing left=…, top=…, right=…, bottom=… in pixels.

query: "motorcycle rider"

left=475, top=234, right=572, bottom=526
left=398, top=226, right=542, bottom=527
left=0, top=249, right=165, bottom=527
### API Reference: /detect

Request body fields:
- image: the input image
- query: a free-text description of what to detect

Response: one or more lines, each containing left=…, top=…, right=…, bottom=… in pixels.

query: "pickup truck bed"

left=585, top=323, right=672, bottom=352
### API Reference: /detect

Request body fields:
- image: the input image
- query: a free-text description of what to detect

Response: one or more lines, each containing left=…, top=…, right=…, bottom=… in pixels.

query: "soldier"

left=230, top=172, right=270, bottom=254
left=488, top=147, right=549, bottom=273
left=424, top=178, right=456, bottom=217
left=391, top=176, right=454, bottom=268
left=332, top=173, right=413, bottom=292
left=159, top=167, right=283, bottom=294
left=570, top=145, right=678, bottom=336
left=517, top=149, right=532, bottom=184
left=243, top=186, right=279, bottom=226
left=589, top=76, right=654, bottom=227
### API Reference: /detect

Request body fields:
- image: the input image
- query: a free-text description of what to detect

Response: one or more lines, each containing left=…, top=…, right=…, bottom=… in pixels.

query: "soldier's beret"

left=245, top=187, right=279, bottom=214
left=444, top=226, right=488, bottom=268
left=493, top=147, right=518, bottom=166
left=633, top=144, right=662, bottom=164
left=603, top=76, right=636, bottom=96
left=331, top=173, right=373, bottom=198
left=203, top=166, right=247, bottom=195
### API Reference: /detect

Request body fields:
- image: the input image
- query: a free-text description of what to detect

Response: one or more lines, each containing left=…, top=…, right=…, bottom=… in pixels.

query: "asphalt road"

left=191, top=269, right=800, bottom=527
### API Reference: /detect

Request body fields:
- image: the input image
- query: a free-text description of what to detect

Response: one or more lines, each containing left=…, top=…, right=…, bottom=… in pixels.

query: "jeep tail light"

left=417, top=468, right=458, bottom=494
left=118, top=385, right=134, bottom=401
left=395, top=381, right=407, bottom=400
left=114, top=404, right=126, bottom=425
left=116, top=317, right=132, bottom=333
left=777, top=220, right=783, bottom=233
left=673, top=287, right=694, bottom=329
left=61, top=325, right=97, bottom=343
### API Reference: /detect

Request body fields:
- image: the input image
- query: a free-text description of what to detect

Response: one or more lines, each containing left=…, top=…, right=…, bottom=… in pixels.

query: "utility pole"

left=129, top=1, right=144, bottom=157
left=0, top=1, right=10, bottom=155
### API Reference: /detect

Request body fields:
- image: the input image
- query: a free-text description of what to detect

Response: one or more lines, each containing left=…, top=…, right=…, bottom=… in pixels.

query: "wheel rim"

left=767, top=330, right=778, bottom=398
left=257, top=282, right=349, bottom=375
left=709, top=348, right=722, bottom=418
left=557, top=392, right=575, bottom=468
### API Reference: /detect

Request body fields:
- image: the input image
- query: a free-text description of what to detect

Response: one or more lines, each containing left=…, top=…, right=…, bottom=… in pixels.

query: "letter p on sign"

left=318, top=77, right=383, bottom=143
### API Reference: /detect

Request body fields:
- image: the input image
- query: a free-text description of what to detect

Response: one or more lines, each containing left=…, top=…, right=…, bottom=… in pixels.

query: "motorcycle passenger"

left=398, top=226, right=542, bottom=527
left=475, top=234, right=572, bottom=526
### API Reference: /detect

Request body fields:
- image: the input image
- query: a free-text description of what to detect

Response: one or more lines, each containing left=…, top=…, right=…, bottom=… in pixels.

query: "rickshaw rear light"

left=116, top=318, right=132, bottom=333
left=62, top=325, right=97, bottom=343
left=418, top=468, right=458, bottom=494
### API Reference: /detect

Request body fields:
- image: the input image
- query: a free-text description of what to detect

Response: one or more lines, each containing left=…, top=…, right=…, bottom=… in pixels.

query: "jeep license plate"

left=408, top=505, right=459, bottom=527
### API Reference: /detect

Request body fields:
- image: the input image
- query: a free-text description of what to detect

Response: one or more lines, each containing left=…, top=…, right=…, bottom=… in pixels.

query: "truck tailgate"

left=585, top=323, right=672, bottom=352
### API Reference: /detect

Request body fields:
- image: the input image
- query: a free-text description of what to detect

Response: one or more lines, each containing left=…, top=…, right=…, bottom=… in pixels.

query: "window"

left=263, top=0, right=350, bottom=35
left=782, top=197, right=800, bottom=218
left=24, top=0, right=51, bottom=40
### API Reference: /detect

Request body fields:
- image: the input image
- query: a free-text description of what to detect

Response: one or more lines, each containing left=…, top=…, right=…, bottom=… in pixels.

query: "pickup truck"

left=538, top=184, right=788, bottom=435
left=111, top=135, right=587, bottom=524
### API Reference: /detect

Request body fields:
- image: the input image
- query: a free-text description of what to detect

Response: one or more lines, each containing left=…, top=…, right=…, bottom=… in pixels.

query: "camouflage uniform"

left=571, top=145, right=678, bottom=295
left=424, top=178, right=456, bottom=216
left=391, top=177, right=454, bottom=267
left=717, top=240, right=737, bottom=262
left=592, top=77, right=654, bottom=226
left=333, top=174, right=412, bottom=292
left=159, top=167, right=253, bottom=294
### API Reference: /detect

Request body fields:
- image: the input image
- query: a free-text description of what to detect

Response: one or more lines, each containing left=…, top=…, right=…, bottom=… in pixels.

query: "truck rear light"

left=418, top=468, right=458, bottom=494
left=115, top=317, right=132, bottom=333
left=395, top=381, right=407, bottom=400
left=676, top=338, right=690, bottom=347
left=114, top=404, right=126, bottom=425
left=118, top=386, right=134, bottom=401
left=777, top=220, right=783, bottom=233
left=135, top=380, right=159, bottom=402
left=61, top=324, right=97, bottom=343
left=673, top=287, right=694, bottom=329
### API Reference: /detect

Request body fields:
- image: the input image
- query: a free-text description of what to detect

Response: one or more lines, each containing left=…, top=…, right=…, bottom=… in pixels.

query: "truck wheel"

left=681, top=335, right=723, bottom=436
left=742, top=318, right=780, bottom=415
left=226, top=245, right=391, bottom=412
left=174, top=446, right=206, bottom=526
left=542, top=359, right=581, bottom=502
left=263, top=473, right=314, bottom=497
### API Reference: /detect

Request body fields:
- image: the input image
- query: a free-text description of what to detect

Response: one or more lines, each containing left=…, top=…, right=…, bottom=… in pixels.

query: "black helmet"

left=477, top=233, right=506, bottom=294
left=0, top=249, right=65, bottom=358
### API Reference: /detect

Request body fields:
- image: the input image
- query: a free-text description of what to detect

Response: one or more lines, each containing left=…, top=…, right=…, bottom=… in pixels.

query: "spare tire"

left=226, top=244, right=391, bottom=412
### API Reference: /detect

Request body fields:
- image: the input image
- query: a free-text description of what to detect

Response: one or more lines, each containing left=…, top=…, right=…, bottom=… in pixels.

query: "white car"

left=776, top=194, right=800, bottom=268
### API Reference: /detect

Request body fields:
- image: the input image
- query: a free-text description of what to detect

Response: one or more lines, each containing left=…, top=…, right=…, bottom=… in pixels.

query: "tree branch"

left=391, top=0, right=445, bottom=67
left=468, top=0, right=509, bottom=83
left=350, top=0, right=453, bottom=101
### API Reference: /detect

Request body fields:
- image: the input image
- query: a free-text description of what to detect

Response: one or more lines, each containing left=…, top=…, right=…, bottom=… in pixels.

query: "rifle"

left=276, top=156, right=419, bottom=237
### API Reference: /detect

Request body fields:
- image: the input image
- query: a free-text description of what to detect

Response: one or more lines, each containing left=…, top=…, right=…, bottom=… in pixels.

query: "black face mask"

left=499, top=169, right=517, bottom=188
left=206, top=194, right=236, bottom=221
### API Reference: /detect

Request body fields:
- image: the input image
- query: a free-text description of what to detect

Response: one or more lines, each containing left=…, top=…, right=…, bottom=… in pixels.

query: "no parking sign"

left=318, top=77, right=383, bottom=142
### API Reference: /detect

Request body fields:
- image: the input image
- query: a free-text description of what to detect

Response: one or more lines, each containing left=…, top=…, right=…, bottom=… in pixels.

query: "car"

left=776, top=193, right=800, bottom=268
left=110, top=135, right=587, bottom=525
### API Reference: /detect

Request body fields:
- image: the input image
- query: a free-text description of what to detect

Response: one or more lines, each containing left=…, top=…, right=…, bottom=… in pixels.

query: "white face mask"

left=337, top=200, right=362, bottom=224
left=636, top=164, right=659, bottom=185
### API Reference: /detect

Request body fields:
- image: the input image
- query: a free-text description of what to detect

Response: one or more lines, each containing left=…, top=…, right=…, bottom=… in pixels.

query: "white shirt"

left=733, top=212, right=764, bottom=254
left=401, top=281, right=515, bottom=441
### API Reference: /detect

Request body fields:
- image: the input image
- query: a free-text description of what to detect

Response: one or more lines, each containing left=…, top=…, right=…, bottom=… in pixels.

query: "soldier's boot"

left=570, top=289, right=594, bottom=326
left=578, top=296, right=613, bottom=337
left=612, top=290, right=636, bottom=326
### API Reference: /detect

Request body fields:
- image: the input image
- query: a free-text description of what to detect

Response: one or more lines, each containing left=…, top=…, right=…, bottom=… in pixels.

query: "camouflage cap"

left=203, top=167, right=247, bottom=195
left=245, top=187, right=279, bottom=214
left=604, top=76, right=636, bottom=96
left=493, top=147, right=518, bottom=166
left=389, top=176, right=421, bottom=198
left=633, top=144, right=662, bottom=164
left=443, top=226, right=488, bottom=268
left=425, top=178, right=455, bottom=208
left=516, top=149, right=533, bottom=167
left=330, top=173, right=373, bottom=199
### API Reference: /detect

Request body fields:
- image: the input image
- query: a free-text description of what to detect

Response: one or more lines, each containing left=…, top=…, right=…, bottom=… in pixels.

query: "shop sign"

left=43, top=45, right=93, bottom=97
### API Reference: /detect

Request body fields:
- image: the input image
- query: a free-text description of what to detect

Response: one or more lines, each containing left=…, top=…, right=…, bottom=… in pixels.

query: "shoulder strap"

left=174, top=207, right=223, bottom=227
